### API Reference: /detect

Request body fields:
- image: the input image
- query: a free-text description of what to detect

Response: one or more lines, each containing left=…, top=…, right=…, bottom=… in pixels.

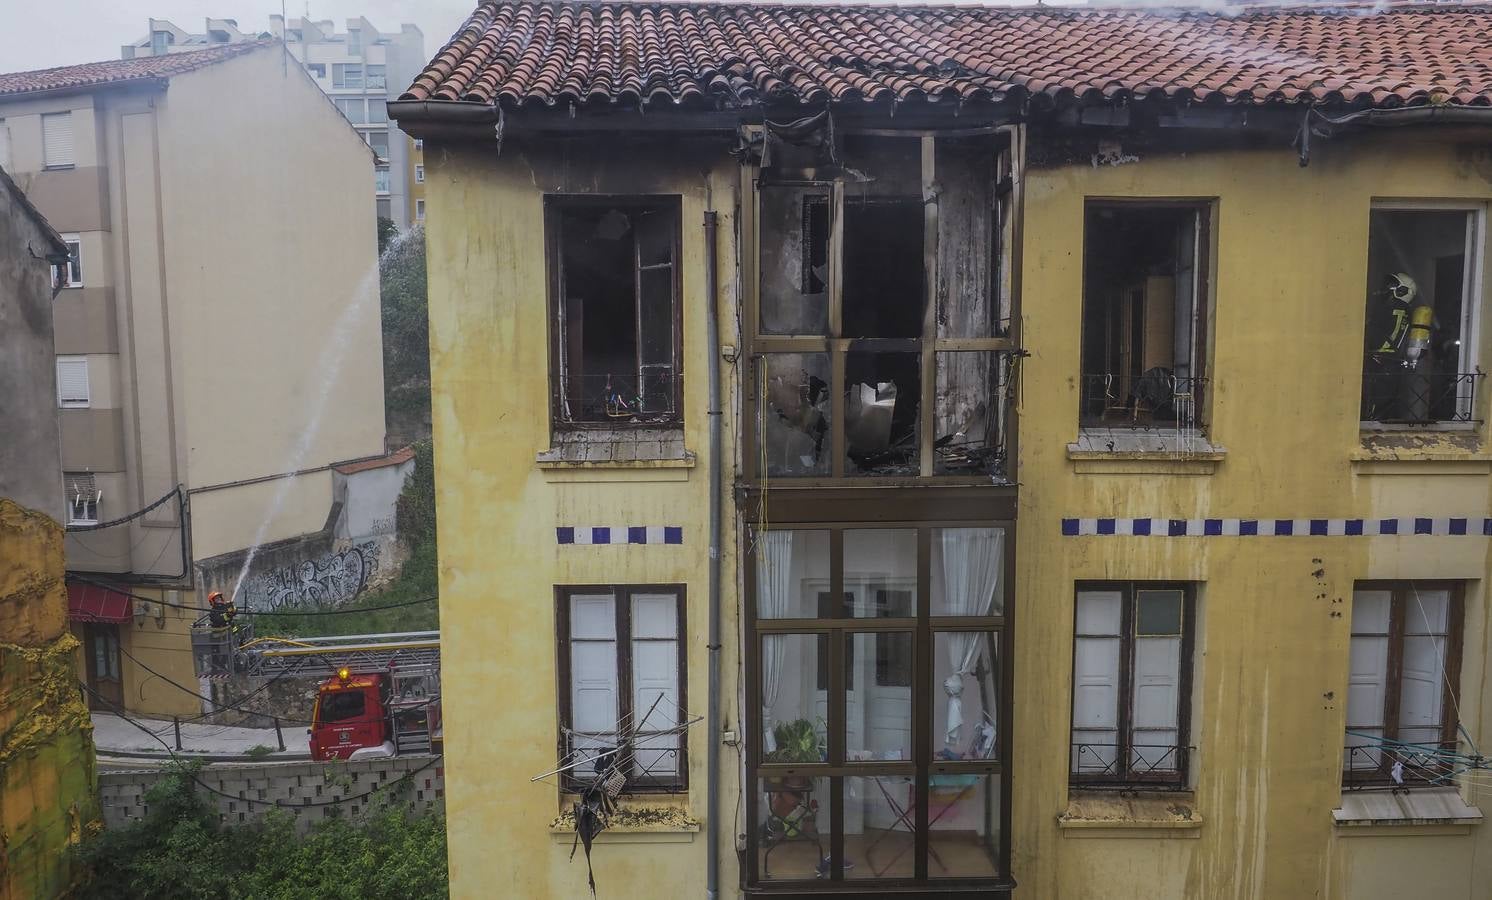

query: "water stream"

left=229, top=227, right=418, bottom=606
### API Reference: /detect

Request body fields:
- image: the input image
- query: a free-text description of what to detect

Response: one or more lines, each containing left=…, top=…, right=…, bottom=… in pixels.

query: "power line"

left=66, top=484, right=183, bottom=532
left=82, top=682, right=442, bottom=810
left=113, top=639, right=317, bottom=726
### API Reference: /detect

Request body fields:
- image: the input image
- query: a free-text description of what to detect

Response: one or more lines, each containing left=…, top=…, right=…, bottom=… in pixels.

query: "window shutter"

left=1131, top=634, right=1181, bottom=771
left=0, top=122, right=11, bottom=171
left=1399, top=587, right=1451, bottom=746
left=1071, top=589, right=1122, bottom=773
left=42, top=112, right=74, bottom=168
left=630, top=592, right=679, bottom=777
left=569, top=593, right=619, bottom=780
left=1346, top=589, right=1391, bottom=771
left=56, top=357, right=89, bottom=407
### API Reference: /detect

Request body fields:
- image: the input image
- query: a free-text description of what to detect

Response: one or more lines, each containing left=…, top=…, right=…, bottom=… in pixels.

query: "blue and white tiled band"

left=556, top=526, right=683, bottom=545
left=1061, top=517, right=1492, bottom=537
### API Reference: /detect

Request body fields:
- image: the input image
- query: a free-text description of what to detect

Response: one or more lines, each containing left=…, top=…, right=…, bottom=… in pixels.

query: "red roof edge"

left=333, top=446, right=416, bottom=475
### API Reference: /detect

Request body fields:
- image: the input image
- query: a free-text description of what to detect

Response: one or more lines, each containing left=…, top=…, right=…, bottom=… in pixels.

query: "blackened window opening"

left=1080, top=204, right=1205, bottom=428
left=843, top=198, right=925, bottom=339
left=555, top=201, right=679, bottom=425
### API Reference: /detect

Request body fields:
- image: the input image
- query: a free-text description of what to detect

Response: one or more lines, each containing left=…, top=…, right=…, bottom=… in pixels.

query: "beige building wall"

left=153, top=47, right=385, bottom=559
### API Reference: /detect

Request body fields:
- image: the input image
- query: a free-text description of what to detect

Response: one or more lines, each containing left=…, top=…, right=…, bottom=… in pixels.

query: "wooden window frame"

left=1069, top=581, right=1196, bottom=790
left=744, top=520, right=1014, bottom=891
left=741, top=133, right=1018, bottom=486
left=1344, top=580, right=1464, bottom=787
left=1077, top=200, right=1214, bottom=430
left=543, top=195, right=685, bottom=431
left=555, top=584, right=688, bottom=794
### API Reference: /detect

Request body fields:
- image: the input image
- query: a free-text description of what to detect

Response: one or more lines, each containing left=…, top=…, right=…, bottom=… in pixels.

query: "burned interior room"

left=553, top=201, right=679, bottom=425
left=755, top=127, right=1011, bottom=479
left=1080, top=203, right=1205, bottom=429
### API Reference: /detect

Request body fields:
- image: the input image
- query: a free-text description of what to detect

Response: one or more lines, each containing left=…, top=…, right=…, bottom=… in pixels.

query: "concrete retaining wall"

left=99, top=755, right=444, bottom=833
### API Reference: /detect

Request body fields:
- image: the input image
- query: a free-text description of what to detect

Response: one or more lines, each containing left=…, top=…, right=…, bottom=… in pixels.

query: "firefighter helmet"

left=1387, top=272, right=1419, bottom=304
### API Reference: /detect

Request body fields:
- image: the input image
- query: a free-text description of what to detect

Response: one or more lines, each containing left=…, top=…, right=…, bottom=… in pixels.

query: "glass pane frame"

left=1343, top=580, right=1465, bottom=788
left=553, top=584, right=690, bottom=795
left=742, top=134, right=1018, bottom=487
left=543, top=195, right=685, bottom=431
left=1068, top=581, right=1196, bottom=790
left=745, top=521, right=1012, bottom=888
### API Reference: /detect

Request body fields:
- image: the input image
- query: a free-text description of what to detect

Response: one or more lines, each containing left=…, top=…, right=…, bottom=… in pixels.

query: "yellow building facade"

left=399, top=4, right=1492, bottom=898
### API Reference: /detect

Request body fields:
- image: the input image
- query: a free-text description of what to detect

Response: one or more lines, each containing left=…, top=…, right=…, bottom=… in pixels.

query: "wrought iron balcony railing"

left=1079, top=372, right=1207, bottom=428
left=1069, top=741, right=1191, bottom=790
left=1343, top=738, right=1463, bottom=790
left=555, top=370, right=681, bottom=426
left=1360, top=369, right=1483, bottom=425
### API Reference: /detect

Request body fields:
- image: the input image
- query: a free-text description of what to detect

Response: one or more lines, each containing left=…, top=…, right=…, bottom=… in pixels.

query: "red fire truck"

left=193, top=625, right=441, bottom=761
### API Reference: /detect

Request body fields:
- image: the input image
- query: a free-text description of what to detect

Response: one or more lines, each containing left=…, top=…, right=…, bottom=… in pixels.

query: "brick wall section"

left=99, top=755, right=444, bottom=833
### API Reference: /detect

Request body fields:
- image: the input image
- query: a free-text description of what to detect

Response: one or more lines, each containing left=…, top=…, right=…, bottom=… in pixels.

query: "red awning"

left=67, top=583, right=133, bottom=623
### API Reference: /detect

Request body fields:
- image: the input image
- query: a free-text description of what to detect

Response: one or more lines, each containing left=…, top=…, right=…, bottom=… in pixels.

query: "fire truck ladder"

left=238, top=631, right=441, bottom=678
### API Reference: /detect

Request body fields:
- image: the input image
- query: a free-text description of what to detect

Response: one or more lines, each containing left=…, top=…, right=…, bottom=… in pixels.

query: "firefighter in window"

left=1365, top=272, right=1438, bottom=421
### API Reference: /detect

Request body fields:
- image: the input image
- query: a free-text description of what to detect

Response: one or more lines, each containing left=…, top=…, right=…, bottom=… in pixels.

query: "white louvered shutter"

left=1071, top=589, right=1122, bottom=774
left=569, top=593, right=618, bottom=782
left=42, top=112, right=74, bottom=168
left=56, top=357, right=89, bottom=407
left=1346, top=589, right=1392, bottom=771
left=631, top=592, right=679, bottom=778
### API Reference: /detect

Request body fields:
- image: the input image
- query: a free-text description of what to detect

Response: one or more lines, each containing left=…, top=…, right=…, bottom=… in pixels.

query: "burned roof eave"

left=389, top=95, right=1024, bottom=139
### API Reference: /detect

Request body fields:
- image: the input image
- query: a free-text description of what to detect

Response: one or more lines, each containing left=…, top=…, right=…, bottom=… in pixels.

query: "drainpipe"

left=703, top=206, right=723, bottom=900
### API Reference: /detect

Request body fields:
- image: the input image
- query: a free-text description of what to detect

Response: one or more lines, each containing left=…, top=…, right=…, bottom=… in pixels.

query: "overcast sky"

left=0, top=0, right=474, bottom=74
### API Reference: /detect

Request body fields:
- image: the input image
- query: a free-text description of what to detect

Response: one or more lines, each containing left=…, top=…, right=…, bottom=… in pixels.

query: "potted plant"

left=762, top=718, right=824, bottom=814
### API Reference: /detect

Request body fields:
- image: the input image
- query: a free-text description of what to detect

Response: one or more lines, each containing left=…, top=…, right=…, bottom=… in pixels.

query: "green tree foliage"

left=380, top=226, right=430, bottom=441
left=75, top=762, right=447, bottom=900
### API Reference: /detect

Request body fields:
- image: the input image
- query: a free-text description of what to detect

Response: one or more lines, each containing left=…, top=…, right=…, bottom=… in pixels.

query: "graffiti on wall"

left=239, top=541, right=381, bottom=610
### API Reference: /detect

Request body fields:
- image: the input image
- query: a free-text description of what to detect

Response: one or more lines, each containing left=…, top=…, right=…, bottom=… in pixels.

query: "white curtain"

left=940, top=528, right=1004, bottom=749
left=758, top=532, right=793, bottom=748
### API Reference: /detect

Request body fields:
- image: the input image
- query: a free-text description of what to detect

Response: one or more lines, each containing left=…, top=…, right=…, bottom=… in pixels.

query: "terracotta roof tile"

left=0, top=42, right=271, bottom=98
left=400, top=1, right=1492, bottom=111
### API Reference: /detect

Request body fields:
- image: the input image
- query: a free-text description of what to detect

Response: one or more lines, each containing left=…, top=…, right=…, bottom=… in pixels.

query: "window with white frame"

left=368, top=100, right=388, bottom=124
left=366, top=64, right=386, bottom=89
left=556, top=585, right=686, bottom=791
left=414, top=138, right=423, bottom=151
left=335, top=98, right=366, bottom=124
left=305, top=62, right=326, bottom=78
left=1345, top=582, right=1463, bottom=787
left=368, top=131, right=389, bottom=159
left=1071, top=583, right=1195, bottom=788
left=1360, top=206, right=1483, bottom=424
left=374, top=165, right=390, bottom=194
left=415, top=199, right=425, bottom=221
left=415, top=164, right=424, bottom=183
left=55, top=234, right=82, bottom=288
left=65, top=471, right=99, bottom=525
left=42, top=112, right=74, bottom=169
left=56, top=356, right=89, bottom=408
left=332, top=63, right=362, bottom=89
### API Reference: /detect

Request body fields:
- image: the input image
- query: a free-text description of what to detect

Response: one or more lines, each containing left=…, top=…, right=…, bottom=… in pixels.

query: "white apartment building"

left=124, top=16, right=426, bottom=227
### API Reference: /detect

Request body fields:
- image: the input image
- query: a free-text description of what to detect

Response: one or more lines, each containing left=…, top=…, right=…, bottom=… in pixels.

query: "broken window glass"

left=845, top=350, right=919, bottom=476
left=842, top=136, right=924, bottom=339
left=936, top=137, right=999, bottom=339
left=843, top=198, right=925, bottom=339
left=759, top=185, right=830, bottom=335
left=554, top=201, right=680, bottom=425
left=1360, top=209, right=1476, bottom=423
left=761, top=353, right=832, bottom=477
left=934, top=351, right=1005, bottom=476
left=1080, top=204, right=1206, bottom=429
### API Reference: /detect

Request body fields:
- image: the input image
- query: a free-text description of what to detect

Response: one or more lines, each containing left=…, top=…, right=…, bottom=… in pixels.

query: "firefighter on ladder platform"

left=206, top=591, right=240, bottom=672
